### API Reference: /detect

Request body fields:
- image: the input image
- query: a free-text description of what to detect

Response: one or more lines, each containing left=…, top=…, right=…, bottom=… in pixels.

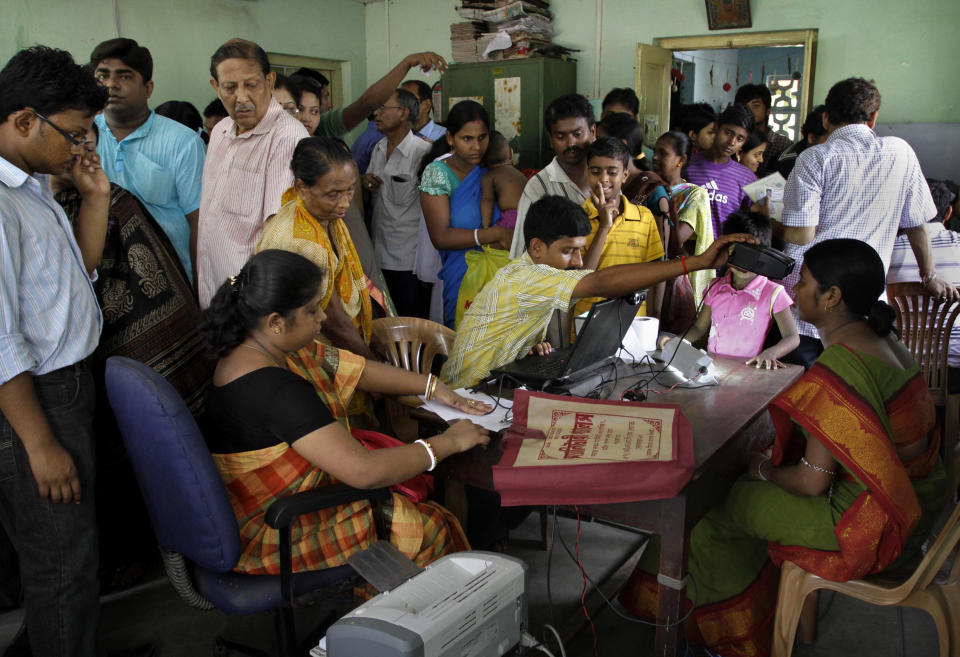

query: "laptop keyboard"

left=536, top=353, right=568, bottom=377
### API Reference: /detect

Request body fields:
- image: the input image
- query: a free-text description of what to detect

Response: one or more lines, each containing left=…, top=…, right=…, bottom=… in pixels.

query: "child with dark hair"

left=775, top=104, right=828, bottom=179
left=574, top=137, right=665, bottom=319
left=684, top=103, right=758, bottom=238
left=661, top=210, right=799, bottom=369
left=442, top=196, right=750, bottom=387
left=678, top=103, right=718, bottom=155
left=597, top=112, right=670, bottom=223
left=601, top=87, right=640, bottom=118
left=737, top=129, right=769, bottom=174
left=735, top=83, right=792, bottom=173
left=480, top=131, right=527, bottom=229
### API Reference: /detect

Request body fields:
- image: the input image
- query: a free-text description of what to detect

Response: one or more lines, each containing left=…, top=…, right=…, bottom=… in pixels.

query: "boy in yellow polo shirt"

left=575, top=137, right=665, bottom=320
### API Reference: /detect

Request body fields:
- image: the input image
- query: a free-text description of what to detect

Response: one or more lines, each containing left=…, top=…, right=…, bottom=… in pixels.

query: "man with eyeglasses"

left=196, top=39, right=308, bottom=308
left=90, top=38, right=206, bottom=283
left=0, top=46, right=109, bottom=657
left=363, top=88, right=433, bottom=318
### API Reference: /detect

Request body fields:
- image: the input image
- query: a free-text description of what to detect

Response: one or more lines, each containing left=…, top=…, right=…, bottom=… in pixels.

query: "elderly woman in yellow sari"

left=257, top=137, right=386, bottom=361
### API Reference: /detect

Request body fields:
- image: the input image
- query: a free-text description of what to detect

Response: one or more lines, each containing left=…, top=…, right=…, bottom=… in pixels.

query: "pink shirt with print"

left=704, top=271, right=793, bottom=358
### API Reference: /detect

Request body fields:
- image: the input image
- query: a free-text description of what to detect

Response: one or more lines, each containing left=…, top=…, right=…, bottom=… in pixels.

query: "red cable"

left=573, top=505, right=599, bottom=657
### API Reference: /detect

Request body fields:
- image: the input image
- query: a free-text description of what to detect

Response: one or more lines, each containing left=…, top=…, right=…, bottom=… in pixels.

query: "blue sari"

left=432, top=163, right=500, bottom=327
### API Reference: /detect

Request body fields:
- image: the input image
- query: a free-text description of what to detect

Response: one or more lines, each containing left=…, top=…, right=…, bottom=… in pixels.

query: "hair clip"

left=229, top=275, right=240, bottom=294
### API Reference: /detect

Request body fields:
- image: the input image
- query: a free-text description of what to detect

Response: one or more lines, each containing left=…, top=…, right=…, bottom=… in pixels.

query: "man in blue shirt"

left=90, top=38, right=205, bottom=282
left=0, top=46, right=109, bottom=657
left=401, top=79, right=447, bottom=142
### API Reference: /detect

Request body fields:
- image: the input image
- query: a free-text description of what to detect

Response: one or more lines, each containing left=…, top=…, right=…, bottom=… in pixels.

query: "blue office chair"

left=104, top=356, right=389, bottom=657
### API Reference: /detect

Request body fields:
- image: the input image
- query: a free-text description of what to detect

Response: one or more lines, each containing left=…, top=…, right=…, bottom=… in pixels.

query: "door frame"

left=650, top=29, right=818, bottom=123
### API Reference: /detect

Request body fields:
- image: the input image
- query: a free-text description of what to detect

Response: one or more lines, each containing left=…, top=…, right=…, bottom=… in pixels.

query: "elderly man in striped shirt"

left=196, top=39, right=309, bottom=308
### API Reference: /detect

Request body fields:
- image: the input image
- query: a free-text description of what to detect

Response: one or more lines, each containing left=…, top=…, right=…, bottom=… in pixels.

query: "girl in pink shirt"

left=661, top=211, right=800, bottom=368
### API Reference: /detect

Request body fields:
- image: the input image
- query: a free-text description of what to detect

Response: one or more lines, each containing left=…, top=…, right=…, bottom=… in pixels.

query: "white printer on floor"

left=326, top=551, right=527, bottom=657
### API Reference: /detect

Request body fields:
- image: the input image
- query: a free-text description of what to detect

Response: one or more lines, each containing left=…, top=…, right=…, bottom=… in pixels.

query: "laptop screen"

left=566, top=296, right=642, bottom=372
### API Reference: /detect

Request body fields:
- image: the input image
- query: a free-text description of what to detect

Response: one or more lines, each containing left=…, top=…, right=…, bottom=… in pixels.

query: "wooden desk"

left=439, top=356, right=803, bottom=656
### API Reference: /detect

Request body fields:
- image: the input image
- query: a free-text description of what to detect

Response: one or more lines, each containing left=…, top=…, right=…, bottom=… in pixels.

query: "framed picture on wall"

left=705, top=0, right=752, bottom=30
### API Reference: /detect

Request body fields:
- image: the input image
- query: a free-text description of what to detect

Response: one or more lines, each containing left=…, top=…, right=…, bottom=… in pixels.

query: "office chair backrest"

left=105, top=356, right=240, bottom=572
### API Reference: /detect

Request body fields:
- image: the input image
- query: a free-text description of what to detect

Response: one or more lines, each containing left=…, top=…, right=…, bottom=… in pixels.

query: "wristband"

left=424, top=373, right=433, bottom=398
left=681, top=255, right=689, bottom=277
left=474, top=229, right=481, bottom=247
left=415, top=439, right=437, bottom=471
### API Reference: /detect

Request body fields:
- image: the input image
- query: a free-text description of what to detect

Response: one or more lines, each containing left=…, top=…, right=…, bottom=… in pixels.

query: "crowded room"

left=1, top=0, right=958, bottom=656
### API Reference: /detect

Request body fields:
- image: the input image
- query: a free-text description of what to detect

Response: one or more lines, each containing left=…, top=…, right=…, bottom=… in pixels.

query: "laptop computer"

left=488, top=293, right=644, bottom=389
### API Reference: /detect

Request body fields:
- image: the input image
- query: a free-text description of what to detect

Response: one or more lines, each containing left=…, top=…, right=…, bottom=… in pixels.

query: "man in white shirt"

left=363, top=88, right=432, bottom=317
left=887, top=179, right=960, bottom=390
left=401, top=79, right=446, bottom=142
left=509, top=94, right=596, bottom=258
left=777, top=77, right=958, bottom=367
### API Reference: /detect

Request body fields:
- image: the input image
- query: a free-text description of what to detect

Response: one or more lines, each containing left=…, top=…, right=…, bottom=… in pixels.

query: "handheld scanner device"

left=727, top=243, right=795, bottom=280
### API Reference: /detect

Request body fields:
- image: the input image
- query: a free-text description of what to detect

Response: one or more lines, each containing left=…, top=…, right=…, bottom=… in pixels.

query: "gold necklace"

left=240, top=340, right=284, bottom=368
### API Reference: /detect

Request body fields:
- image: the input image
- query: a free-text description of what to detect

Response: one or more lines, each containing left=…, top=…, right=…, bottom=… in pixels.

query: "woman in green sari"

left=620, top=239, right=947, bottom=657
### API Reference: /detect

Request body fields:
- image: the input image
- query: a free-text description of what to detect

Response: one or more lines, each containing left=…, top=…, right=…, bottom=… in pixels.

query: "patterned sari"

left=212, top=340, right=468, bottom=575
left=619, top=343, right=946, bottom=657
left=257, top=188, right=388, bottom=344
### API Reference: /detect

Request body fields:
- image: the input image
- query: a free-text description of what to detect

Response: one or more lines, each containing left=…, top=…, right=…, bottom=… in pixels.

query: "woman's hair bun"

left=866, top=299, right=897, bottom=338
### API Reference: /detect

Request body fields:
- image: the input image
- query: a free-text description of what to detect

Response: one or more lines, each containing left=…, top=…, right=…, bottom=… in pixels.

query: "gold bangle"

left=428, top=375, right=439, bottom=400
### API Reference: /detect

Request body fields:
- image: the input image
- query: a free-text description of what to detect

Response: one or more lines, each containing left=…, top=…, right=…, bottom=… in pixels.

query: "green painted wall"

left=364, top=0, right=960, bottom=125
left=0, top=0, right=368, bottom=116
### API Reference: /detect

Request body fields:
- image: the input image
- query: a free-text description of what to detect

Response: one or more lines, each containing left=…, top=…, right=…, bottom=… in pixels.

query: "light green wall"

left=0, top=0, right=367, bottom=116
left=364, top=0, right=960, bottom=124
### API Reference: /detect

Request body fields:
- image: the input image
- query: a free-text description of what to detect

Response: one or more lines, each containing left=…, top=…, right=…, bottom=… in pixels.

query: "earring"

left=677, top=162, right=682, bottom=167
left=273, top=326, right=281, bottom=334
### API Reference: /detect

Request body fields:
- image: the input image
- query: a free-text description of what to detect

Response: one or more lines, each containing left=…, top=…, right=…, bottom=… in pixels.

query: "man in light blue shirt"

left=402, top=79, right=447, bottom=142
left=0, top=46, right=109, bottom=657
left=90, top=38, right=205, bottom=282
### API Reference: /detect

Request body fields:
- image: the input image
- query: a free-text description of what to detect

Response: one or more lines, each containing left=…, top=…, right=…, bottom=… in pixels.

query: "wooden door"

left=635, top=43, right=674, bottom=148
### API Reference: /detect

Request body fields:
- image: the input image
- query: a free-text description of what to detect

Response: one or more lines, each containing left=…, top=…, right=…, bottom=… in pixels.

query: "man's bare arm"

left=341, top=52, right=447, bottom=131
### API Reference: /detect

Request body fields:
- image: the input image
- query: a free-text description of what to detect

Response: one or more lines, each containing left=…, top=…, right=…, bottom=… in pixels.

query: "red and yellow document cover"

left=493, top=390, right=694, bottom=505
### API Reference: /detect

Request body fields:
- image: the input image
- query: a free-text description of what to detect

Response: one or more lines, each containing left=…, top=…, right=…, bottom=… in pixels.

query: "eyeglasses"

left=376, top=105, right=404, bottom=112
left=34, top=112, right=85, bottom=147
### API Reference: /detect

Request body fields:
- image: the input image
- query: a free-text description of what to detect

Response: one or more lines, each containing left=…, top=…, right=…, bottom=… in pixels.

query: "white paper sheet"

left=743, top=172, right=787, bottom=220
left=419, top=388, right=514, bottom=432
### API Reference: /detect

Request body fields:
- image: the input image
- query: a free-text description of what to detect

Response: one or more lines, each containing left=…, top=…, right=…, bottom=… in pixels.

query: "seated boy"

left=440, top=195, right=750, bottom=388
left=684, top=103, right=758, bottom=238
left=660, top=210, right=799, bottom=369
left=481, top=131, right=527, bottom=229
left=574, top=137, right=664, bottom=320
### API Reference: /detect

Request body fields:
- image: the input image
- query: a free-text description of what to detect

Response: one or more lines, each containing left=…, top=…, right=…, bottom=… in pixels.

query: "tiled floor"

left=0, top=512, right=941, bottom=656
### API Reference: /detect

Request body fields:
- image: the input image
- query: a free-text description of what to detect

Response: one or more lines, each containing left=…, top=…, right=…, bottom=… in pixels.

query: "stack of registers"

left=451, top=1, right=573, bottom=63
left=492, top=390, right=695, bottom=506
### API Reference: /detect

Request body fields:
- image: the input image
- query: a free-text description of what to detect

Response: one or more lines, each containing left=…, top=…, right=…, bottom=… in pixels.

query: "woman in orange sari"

left=200, top=250, right=492, bottom=575
left=257, top=137, right=390, bottom=361
left=620, top=239, right=947, bottom=657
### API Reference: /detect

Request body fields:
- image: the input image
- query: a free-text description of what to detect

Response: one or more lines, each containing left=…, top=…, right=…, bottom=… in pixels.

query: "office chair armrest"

left=264, top=484, right=391, bottom=530
left=265, top=484, right=392, bottom=607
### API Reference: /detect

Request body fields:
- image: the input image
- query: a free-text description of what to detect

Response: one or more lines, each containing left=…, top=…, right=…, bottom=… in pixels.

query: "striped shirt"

left=509, top=157, right=589, bottom=258
left=572, top=196, right=664, bottom=319
left=886, top=223, right=960, bottom=368
left=684, top=152, right=757, bottom=238
left=197, top=99, right=308, bottom=307
left=0, top=156, right=102, bottom=384
left=95, top=111, right=205, bottom=278
left=781, top=124, right=936, bottom=338
left=440, top=253, right=590, bottom=388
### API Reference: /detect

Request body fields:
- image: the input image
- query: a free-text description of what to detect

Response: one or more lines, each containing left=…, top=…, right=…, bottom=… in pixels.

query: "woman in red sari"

left=620, top=239, right=947, bottom=657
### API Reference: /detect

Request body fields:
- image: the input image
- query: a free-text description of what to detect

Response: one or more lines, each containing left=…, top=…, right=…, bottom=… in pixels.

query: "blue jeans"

left=0, top=362, right=99, bottom=657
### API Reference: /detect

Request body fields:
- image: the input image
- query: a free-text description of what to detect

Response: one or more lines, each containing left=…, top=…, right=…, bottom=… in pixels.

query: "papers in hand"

left=419, top=388, right=514, bottom=432
left=743, top=172, right=787, bottom=220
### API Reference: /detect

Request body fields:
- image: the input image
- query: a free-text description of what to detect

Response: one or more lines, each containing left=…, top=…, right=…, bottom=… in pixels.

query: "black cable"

left=551, top=507, right=698, bottom=629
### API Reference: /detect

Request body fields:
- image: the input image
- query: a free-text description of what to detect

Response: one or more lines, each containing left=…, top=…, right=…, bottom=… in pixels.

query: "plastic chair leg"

left=772, top=561, right=815, bottom=657
left=797, top=590, right=820, bottom=644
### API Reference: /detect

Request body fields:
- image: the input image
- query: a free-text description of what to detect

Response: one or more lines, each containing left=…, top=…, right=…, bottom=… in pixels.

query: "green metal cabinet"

left=439, top=58, right=577, bottom=170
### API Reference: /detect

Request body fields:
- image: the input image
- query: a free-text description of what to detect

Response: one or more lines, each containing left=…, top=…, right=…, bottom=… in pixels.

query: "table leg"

left=654, top=498, right=689, bottom=657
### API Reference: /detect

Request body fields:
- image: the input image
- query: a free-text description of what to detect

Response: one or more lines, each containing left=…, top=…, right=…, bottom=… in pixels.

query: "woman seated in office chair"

left=201, top=249, right=491, bottom=575
left=619, top=239, right=948, bottom=657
